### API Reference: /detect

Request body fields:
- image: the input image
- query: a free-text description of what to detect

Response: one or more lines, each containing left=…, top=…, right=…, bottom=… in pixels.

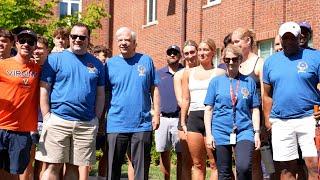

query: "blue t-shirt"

left=204, top=74, right=260, bottom=145
left=105, top=53, right=160, bottom=133
left=41, top=50, right=105, bottom=121
left=263, top=49, right=320, bottom=119
left=157, top=65, right=183, bottom=114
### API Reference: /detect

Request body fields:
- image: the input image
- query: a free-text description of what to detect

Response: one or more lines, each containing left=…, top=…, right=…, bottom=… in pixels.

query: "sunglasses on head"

left=18, top=38, right=35, bottom=46
left=70, top=34, right=87, bottom=41
left=167, top=50, right=179, bottom=56
left=223, top=57, right=241, bottom=64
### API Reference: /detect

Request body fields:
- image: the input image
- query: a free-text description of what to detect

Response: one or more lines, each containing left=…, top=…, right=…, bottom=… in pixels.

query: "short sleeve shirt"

left=41, top=50, right=105, bottom=121
left=106, top=53, right=159, bottom=133
left=204, top=74, right=260, bottom=145
left=263, top=49, right=320, bottom=119
left=0, top=58, right=41, bottom=132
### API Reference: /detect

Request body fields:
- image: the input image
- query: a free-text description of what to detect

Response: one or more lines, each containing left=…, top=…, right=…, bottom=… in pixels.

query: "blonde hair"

left=200, top=38, right=216, bottom=51
left=222, top=44, right=243, bottom=61
left=233, top=28, right=256, bottom=48
left=183, top=40, right=198, bottom=50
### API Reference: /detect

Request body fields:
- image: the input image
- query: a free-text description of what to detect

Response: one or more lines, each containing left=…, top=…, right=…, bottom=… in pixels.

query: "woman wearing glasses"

left=204, top=44, right=261, bottom=180
left=180, top=38, right=225, bottom=180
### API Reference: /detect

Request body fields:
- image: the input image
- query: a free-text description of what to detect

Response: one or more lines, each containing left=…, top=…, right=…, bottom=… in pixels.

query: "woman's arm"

left=252, top=107, right=261, bottom=150
left=204, top=105, right=215, bottom=149
left=173, top=70, right=184, bottom=107
left=180, top=69, right=191, bottom=133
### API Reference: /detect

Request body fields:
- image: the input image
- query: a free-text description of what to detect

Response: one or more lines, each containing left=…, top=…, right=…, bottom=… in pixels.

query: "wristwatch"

left=254, top=129, right=260, bottom=134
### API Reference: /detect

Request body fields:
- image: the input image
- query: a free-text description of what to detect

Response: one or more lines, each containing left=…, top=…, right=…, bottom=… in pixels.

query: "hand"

left=254, top=133, right=261, bottom=150
left=206, top=135, right=215, bottom=149
left=152, top=115, right=160, bottom=130
left=264, top=118, right=272, bottom=131
left=181, top=125, right=188, bottom=135
left=313, top=110, right=320, bottom=121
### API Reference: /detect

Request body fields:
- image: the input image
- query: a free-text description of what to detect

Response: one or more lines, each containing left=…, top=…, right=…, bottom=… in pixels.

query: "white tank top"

left=188, top=68, right=215, bottom=111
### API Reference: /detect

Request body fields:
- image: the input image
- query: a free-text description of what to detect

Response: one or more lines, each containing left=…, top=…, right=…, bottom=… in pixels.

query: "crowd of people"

left=0, top=20, right=319, bottom=180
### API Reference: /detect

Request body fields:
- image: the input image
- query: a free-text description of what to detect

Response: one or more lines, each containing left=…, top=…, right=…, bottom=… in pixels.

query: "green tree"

left=0, top=0, right=56, bottom=33
left=0, top=0, right=110, bottom=46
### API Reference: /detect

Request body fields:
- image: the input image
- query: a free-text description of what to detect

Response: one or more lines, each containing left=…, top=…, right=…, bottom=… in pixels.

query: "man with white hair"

left=105, top=27, right=160, bottom=180
left=263, top=22, right=320, bottom=179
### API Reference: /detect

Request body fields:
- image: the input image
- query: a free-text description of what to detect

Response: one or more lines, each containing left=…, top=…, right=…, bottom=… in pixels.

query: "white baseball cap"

left=279, top=22, right=301, bottom=37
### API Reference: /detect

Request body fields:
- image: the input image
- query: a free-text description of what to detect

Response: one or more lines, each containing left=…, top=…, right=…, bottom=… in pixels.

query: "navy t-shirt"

left=157, top=65, right=183, bottom=114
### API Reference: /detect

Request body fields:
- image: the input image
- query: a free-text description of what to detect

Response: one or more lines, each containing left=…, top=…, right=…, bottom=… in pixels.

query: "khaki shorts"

left=35, top=113, right=98, bottom=166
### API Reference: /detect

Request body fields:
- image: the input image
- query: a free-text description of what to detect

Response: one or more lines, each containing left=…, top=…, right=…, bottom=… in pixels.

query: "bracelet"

left=254, top=129, right=260, bottom=134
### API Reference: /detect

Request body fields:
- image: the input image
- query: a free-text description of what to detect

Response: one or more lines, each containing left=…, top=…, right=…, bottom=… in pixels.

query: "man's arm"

left=151, top=85, right=160, bottom=130
left=40, top=81, right=51, bottom=119
left=95, top=86, right=105, bottom=121
left=263, top=83, right=273, bottom=130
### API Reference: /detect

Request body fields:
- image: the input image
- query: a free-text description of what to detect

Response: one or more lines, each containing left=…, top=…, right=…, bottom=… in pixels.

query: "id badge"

left=230, top=133, right=236, bottom=145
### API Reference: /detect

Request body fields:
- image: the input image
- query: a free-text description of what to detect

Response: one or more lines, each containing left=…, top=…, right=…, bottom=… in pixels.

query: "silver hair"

left=115, top=27, right=136, bottom=42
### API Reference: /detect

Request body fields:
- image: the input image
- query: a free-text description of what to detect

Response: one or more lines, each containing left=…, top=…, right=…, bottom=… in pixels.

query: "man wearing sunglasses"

left=263, top=22, right=320, bottom=180
left=154, top=45, right=183, bottom=180
left=0, top=29, right=40, bottom=179
left=37, top=23, right=105, bottom=180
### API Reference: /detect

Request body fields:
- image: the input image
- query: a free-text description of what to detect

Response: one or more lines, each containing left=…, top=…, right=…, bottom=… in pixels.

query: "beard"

left=167, top=59, right=179, bottom=65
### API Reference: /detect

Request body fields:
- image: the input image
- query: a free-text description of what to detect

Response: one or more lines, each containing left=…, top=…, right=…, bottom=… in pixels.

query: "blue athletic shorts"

left=0, top=129, right=32, bottom=174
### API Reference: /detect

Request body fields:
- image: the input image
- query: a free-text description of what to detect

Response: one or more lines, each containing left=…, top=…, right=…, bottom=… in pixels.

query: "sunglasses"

left=184, top=50, right=196, bottom=56
left=223, top=57, right=241, bottom=64
left=167, top=50, right=179, bottom=56
left=70, top=34, right=87, bottom=41
left=18, top=38, right=35, bottom=46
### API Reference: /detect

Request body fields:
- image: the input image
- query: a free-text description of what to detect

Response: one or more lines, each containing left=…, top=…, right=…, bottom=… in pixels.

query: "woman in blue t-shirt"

left=204, top=44, right=261, bottom=180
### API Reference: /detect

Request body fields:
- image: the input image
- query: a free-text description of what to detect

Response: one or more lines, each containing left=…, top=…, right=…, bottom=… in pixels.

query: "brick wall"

left=53, top=0, right=319, bottom=68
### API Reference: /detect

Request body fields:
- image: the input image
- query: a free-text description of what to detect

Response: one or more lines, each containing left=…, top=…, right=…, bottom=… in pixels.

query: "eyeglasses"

left=70, top=34, right=87, bottom=41
left=167, top=50, right=179, bottom=56
left=183, top=50, right=196, bottom=56
left=18, top=38, right=35, bottom=46
left=223, top=57, right=241, bottom=64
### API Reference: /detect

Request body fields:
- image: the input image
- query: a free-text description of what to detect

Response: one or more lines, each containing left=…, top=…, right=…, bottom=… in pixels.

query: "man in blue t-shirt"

left=37, top=23, right=105, bottom=179
left=105, top=27, right=160, bottom=180
left=263, top=22, right=320, bottom=180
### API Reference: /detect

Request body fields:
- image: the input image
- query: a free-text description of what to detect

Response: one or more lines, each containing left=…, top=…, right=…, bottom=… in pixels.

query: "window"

left=258, top=39, right=273, bottom=60
left=59, top=0, right=81, bottom=19
left=147, top=0, right=157, bottom=24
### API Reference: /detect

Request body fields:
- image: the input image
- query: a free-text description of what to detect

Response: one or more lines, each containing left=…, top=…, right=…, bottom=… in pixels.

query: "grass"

left=90, top=162, right=212, bottom=179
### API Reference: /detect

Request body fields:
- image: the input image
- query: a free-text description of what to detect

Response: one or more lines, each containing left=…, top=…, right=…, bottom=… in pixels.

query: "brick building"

left=59, top=0, right=320, bottom=68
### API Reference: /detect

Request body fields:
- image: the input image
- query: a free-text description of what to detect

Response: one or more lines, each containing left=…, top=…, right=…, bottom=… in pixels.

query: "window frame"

left=258, top=39, right=274, bottom=59
left=59, top=0, right=82, bottom=19
left=146, top=0, right=157, bottom=24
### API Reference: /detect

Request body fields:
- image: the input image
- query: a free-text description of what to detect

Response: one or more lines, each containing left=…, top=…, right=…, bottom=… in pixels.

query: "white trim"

left=203, top=0, right=221, bottom=9
left=146, top=0, right=157, bottom=24
left=142, top=21, right=159, bottom=28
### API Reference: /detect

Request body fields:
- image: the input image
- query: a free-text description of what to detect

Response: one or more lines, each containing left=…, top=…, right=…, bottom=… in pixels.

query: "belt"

left=161, top=111, right=179, bottom=118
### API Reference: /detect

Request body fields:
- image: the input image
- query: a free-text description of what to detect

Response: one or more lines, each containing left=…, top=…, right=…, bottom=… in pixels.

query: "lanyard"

left=229, top=78, right=240, bottom=133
